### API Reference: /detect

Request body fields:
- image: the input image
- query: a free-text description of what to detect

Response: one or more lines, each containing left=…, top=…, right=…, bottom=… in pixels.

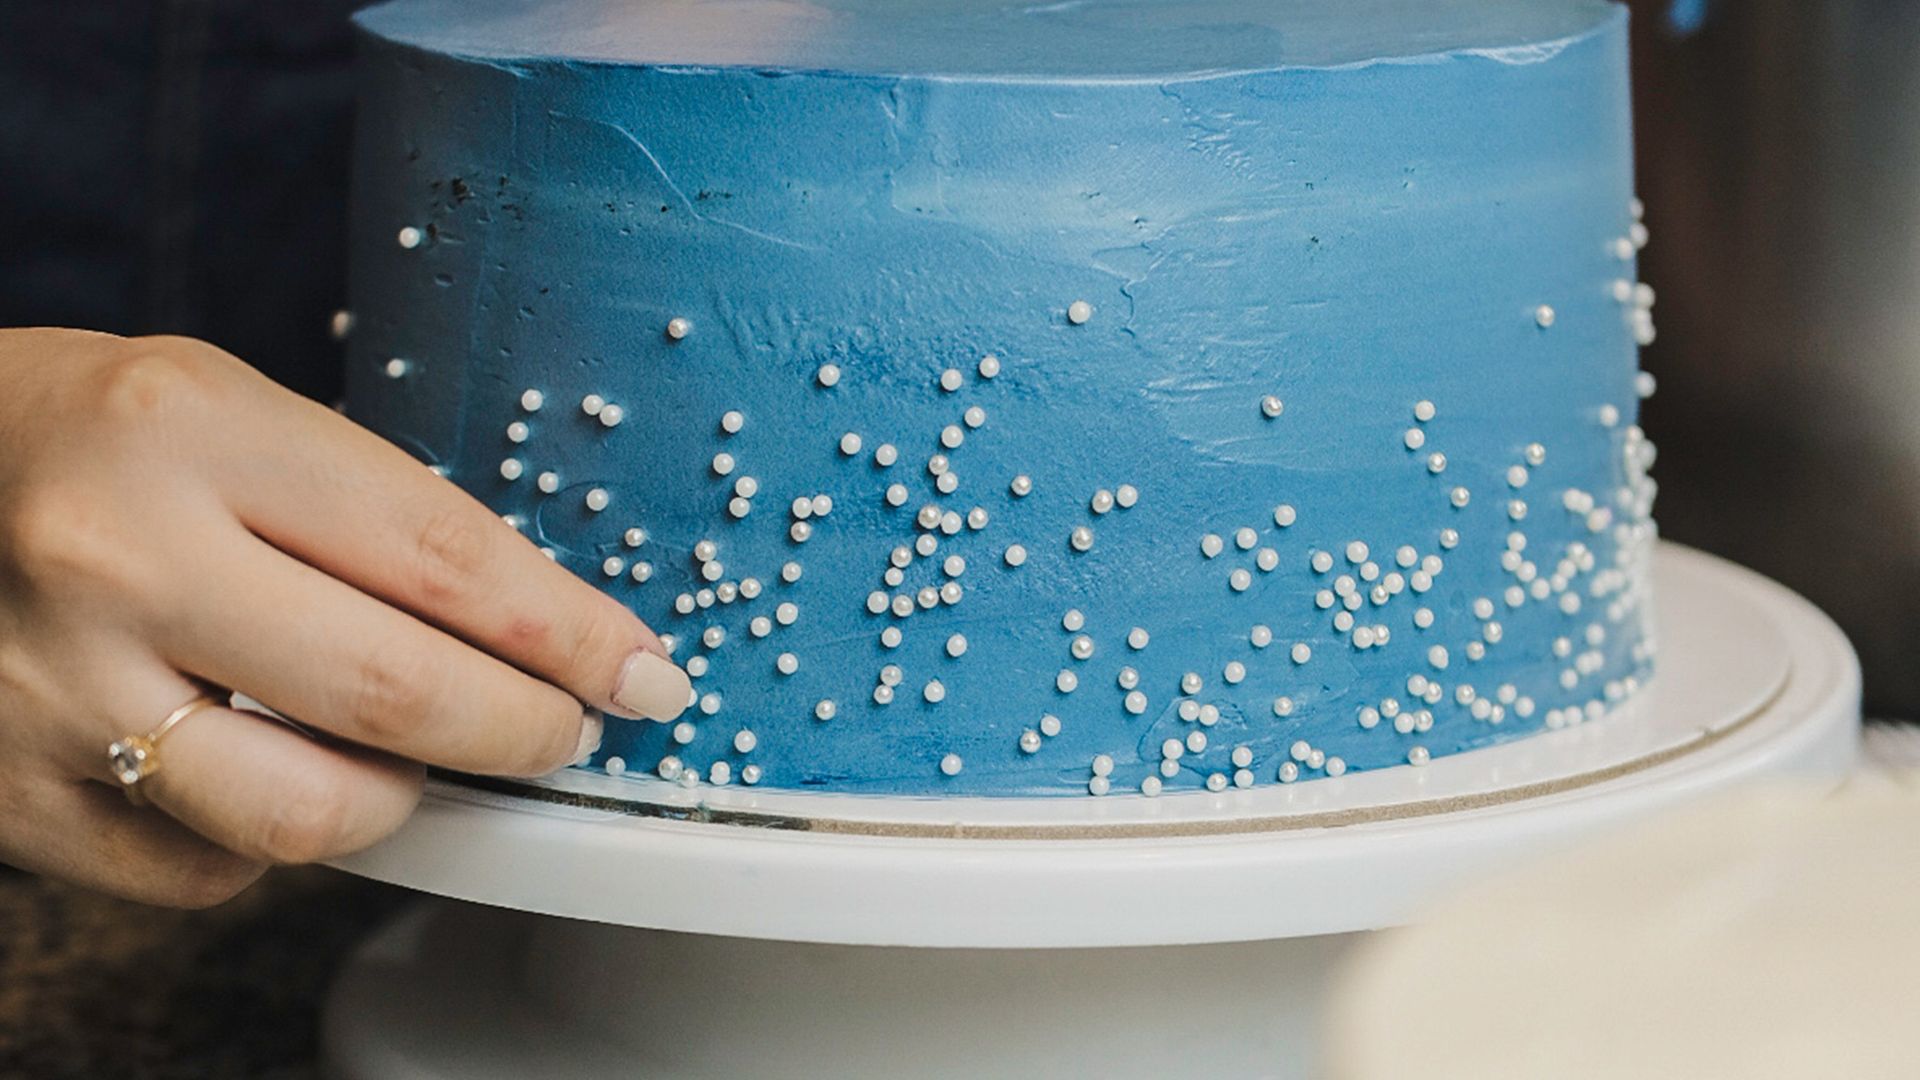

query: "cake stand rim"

left=326, top=542, right=1861, bottom=946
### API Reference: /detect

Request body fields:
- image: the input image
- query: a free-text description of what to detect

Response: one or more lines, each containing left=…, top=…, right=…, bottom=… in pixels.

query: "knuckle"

left=343, top=644, right=441, bottom=748
left=498, top=612, right=557, bottom=657
left=0, top=485, right=143, bottom=597
left=253, top=771, right=356, bottom=865
left=93, top=337, right=232, bottom=427
left=407, top=506, right=492, bottom=607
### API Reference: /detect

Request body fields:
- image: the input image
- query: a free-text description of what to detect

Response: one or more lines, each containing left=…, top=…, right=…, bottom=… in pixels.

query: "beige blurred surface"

left=1326, top=771, right=1920, bottom=1079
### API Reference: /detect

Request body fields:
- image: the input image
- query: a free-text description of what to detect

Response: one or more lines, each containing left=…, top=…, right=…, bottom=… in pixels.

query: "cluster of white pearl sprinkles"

left=404, top=253, right=1660, bottom=793
left=1611, top=198, right=1658, bottom=346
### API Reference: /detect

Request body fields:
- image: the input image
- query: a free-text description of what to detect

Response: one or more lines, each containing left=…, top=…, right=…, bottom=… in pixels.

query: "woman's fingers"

left=203, top=364, right=688, bottom=722
left=0, top=777, right=265, bottom=909
left=136, top=694, right=425, bottom=865
left=155, top=522, right=607, bottom=777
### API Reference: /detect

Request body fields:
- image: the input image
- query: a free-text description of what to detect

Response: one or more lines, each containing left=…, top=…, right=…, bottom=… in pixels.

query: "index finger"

left=203, top=358, right=690, bottom=722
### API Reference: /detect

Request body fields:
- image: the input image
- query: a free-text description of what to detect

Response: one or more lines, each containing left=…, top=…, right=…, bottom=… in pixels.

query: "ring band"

left=109, top=692, right=223, bottom=801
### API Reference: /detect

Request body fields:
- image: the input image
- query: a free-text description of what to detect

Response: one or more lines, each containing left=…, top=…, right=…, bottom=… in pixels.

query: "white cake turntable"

left=322, top=544, right=1860, bottom=1078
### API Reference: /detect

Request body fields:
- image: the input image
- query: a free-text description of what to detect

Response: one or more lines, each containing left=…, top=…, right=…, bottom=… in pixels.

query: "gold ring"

left=109, top=692, right=223, bottom=802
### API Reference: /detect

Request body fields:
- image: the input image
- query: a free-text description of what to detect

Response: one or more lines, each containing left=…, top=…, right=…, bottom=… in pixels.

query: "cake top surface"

left=355, top=0, right=1622, bottom=80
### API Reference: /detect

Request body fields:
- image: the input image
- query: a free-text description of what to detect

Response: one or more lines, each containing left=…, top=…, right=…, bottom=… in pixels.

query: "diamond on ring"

left=107, top=735, right=158, bottom=786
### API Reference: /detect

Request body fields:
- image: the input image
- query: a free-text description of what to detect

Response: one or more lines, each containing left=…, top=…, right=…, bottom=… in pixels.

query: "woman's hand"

left=0, top=329, right=691, bottom=906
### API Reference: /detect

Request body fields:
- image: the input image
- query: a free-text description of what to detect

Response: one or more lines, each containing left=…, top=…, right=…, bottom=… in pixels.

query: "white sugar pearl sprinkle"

left=1202, top=534, right=1225, bottom=559
left=947, top=634, right=968, bottom=658
left=720, top=410, right=744, bottom=434
left=1229, top=568, right=1252, bottom=592
left=537, top=472, right=561, bottom=494
left=1127, top=627, right=1149, bottom=650
left=1413, top=400, right=1436, bottom=422
left=1404, top=427, right=1426, bottom=450
left=1004, top=544, right=1028, bottom=567
left=940, top=368, right=963, bottom=392
left=874, top=444, right=899, bottom=468
left=1067, top=300, right=1093, bottom=324
left=1070, top=526, right=1095, bottom=552
left=396, top=225, right=424, bottom=249
left=1062, top=609, right=1086, bottom=632
left=1235, top=527, right=1258, bottom=551
left=978, top=354, right=1001, bottom=379
left=1273, top=504, right=1296, bottom=527
left=1250, top=625, right=1273, bottom=648
left=499, top=458, right=524, bottom=481
left=816, top=363, right=841, bottom=387
left=584, top=488, right=610, bottom=512
left=666, top=316, right=692, bottom=340
left=840, top=432, right=863, bottom=456
left=815, top=700, right=837, bottom=721
left=519, top=389, right=544, bottom=412
left=1260, top=395, right=1285, bottom=418
left=1115, top=484, right=1139, bottom=508
left=1090, top=489, right=1115, bottom=514
left=963, top=406, right=987, bottom=429
left=1010, top=475, right=1033, bottom=497
left=1290, top=643, right=1312, bottom=664
left=711, top=452, right=736, bottom=476
left=940, top=753, right=963, bottom=776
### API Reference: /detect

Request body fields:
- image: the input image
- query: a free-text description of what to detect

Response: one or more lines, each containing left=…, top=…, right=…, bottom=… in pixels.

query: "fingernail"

left=574, top=709, right=604, bottom=765
left=612, top=651, right=692, bottom=722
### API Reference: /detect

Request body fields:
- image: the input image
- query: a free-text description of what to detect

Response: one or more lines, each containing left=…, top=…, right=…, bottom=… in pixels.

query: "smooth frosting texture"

left=352, top=0, right=1619, bottom=78
left=346, top=0, right=1657, bottom=796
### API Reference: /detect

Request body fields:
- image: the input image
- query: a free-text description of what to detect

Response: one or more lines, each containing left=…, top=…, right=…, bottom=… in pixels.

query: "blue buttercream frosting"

left=345, top=0, right=1658, bottom=796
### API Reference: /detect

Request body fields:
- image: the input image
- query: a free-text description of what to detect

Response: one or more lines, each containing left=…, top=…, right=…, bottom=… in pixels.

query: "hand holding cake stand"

left=321, top=546, right=1860, bottom=1079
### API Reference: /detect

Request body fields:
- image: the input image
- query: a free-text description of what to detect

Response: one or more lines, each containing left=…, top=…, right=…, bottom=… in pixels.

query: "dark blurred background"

left=1628, top=0, right=1920, bottom=716
left=0, top=2, right=1915, bottom=1072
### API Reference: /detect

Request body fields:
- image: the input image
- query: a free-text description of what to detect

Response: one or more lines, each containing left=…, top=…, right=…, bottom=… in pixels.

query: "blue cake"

left=344, top=0, right=1660, bottom=797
